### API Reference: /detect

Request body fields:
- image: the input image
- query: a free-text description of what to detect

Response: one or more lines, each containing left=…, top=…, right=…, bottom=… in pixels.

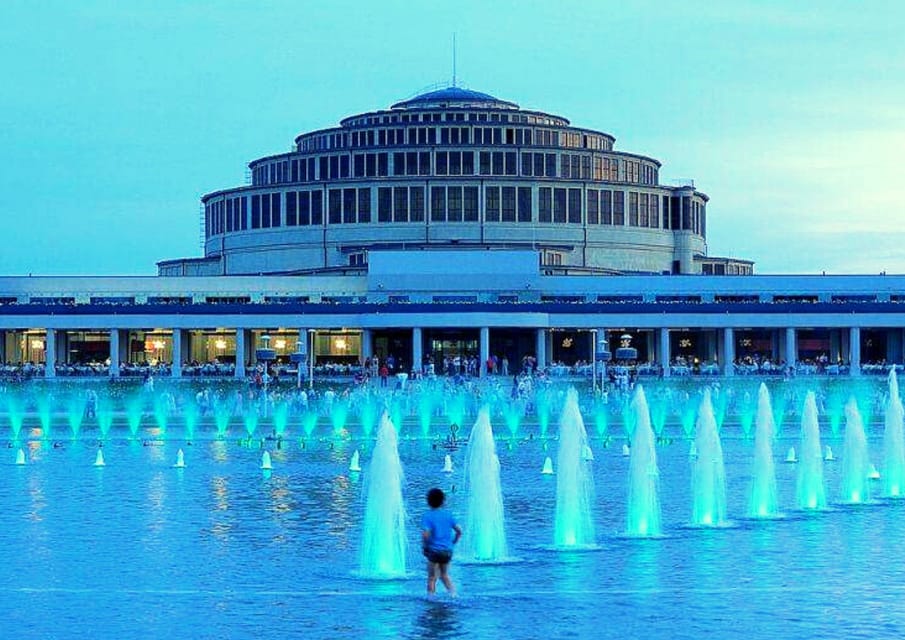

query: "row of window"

left=205, top=189, right=705, bottom=236
left=252, top=151, right=659, bottom=186
left=343, top=110, right=566, bottom=128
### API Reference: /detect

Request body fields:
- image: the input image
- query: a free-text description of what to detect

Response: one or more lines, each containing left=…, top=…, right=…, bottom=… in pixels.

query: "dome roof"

left=391, top=87, right=518, bottom=110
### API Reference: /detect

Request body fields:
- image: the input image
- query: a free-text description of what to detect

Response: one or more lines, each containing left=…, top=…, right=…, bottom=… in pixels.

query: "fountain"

left=174, top=449, right=186, bottom=468
left=541, top=456, right=554, bottom=475
left=840, top=397, right=871, bottom=504
left=442, top=454, right=453, bottom=473
left=626, top=386, right=661, bottom=536
left=796, top=391, right=826, bottom=510
left=824, top=445, right=834, bottom=462
left=462, top=407, right=509, bottom=561
left=358, top=414, right=407, bottom=578
left=691, top=389, right=727, bottom=526
left=883, top=369, right=905, bottom=497
left=553, top=389, right=595, bottom=547
left=260, top=451, right=273, bottom=470
left=15, top=449, right=25, bottom=465
left=349, top=449, right=362, bottom=472
left=785, top=447, right=798, bottom=463
left=622, top=444, right=630, bottom=457
left=748, top=383, right=779, bottom=518
left=93, top=449, right=106, bottom=467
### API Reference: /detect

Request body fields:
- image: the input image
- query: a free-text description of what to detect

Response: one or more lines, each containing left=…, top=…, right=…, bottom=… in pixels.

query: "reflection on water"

left=408, top=599, right=465, bottom=640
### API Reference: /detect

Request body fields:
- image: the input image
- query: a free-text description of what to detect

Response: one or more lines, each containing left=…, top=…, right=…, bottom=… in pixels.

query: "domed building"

left=160, top=86, right=752, bottom=277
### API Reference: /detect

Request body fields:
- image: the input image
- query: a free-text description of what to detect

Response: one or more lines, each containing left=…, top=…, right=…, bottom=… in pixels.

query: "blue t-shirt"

left=421, top=508, right=458, bottom=552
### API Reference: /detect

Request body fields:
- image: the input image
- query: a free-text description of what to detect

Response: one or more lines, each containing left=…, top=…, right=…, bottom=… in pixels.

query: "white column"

left=172, top=329, right=183, bottom=378
left=45, top=329, right=56, bottom=378
left=412, top=327, right=423, bottom=374
left=361, top=329, right=373, bottom=364
left=234, top=329, right=247, bottom=379
left=536, top=329, right=547, bottom=371
left=722, top=327, right=735, bottom=377
left=479, top=327, right=490, bottom=377
left=785, top=327, right=797, bottom=370
left=849, top=326, right=861, bottom=376
left=109, top=329, right=121, bottom=377
left=659, top=327, right=670, bottom=378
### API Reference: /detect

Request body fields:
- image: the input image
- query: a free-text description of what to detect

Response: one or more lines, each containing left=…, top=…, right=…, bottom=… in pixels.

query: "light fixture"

left=562, top=337, right=573, bottom=348
left=679, top=338, right=692, bottom=348
left=274, top=339, right=286, bottom=350
left=30, top=339, right=44, bottom=350
left=152, top=340, right=166, bottom=351
left=334, top=337, right=348, bottom=351
left=214, top=339, right=227, bottom=351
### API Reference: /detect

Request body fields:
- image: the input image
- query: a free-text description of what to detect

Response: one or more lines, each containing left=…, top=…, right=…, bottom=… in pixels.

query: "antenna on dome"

left=452, top=33, right=457, bottom=87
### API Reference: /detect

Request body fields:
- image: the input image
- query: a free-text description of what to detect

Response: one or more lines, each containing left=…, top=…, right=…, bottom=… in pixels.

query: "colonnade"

left=17, top=324, right=904, bottom=379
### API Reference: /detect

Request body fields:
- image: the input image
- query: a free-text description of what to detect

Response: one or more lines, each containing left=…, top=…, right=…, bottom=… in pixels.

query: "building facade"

left=161, top=87, right=752, bottom=277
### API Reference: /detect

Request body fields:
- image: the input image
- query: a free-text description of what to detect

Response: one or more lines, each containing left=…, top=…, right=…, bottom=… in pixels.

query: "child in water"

left=421, top=487, right=462, bottom=596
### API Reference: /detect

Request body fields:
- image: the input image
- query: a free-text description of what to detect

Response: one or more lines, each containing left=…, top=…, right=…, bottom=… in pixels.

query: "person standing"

left=420, top=488, right=462, bottom=596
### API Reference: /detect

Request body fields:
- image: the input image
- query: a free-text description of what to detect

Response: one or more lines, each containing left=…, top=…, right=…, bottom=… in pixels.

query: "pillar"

left=771, top=329, right=781, bottom=363
left=849, top=326, right=861, bottom=376
left=412, top=327, right=423, bottom=374
left=722, top=327, right=735, bottom=376
left=55, top=331, right=68, bottom=366
left=361, top=329, right=373, bottom=364
left=536, top=329, right=547, bottom=371
left=235, top=329, right=247, bottom=379
left=645, top=331, right=655, bottom=363
left=45, top=329, right=56, bottom=378
left=172, top=329, right=184, bottom=378
left=109, top=329, right=121, bottom=377
left=659, top=327, right=670, bottom=378
left=479, top=327, right=490, bottom=377
left=785, top=327, right=797, bottom=369
left=0, top=330, right=5, bottom=364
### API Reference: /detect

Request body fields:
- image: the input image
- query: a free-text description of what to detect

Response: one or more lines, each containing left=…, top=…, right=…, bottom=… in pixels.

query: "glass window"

left=502, top=187, right=516, bottom=222
left=436, top=152, right=448, bottom=175
left=553, top=188, right=567, bottom=223
left=539, top=188, right=552, bottom=223
left=394, top=186, right=408, bottom=222
left=377, top=153, right=388, bottom=177
left=628, top=192, right=639, bottom=226
left=378, top=187, right=392, bottom=222
left=613, top=191, right=624, bottom=225
left=463, top=187, right=478, bottom=221
left=492, top=152, right=503, bottom=175
left=419, top=151, right=431, bottom=175
left=319, top=157, right=328, bottom=181
left=639, top=193, right=649, bottom=227
left=329, top=189, right=342, bottom=224
left=534, top=153, right=545, bottom=177
left=251, top=194, right=261, bottom=229
left=517, top=187, right=532, bottom=222
left=343, top=188, right=356, bottom=224
left=358, top=188, right=371, bottom=223
left=521, top=152, right=533, bottom=176
left=561, top=154, right=571, bottom=179
left=365, top=154, right=376, bottom=177
left=505, top=152, right=517, bottom=175
left=261, top=192, right=271, bottom=228
left=449, top=152, right=461, bottom=175
left=448, top=186, right=463, bottom=222
left=393, top=152, right=405, bottom=176
left=410, top=186, right=425, bottom=222
left=485, top=186, right=501, bottom=222
left=431, top=186, right=445, bottom=221
left=406, top=151, right=417, bottom=176
left=299, top=192, right=310, bottom=225
left=545, top=153, right=556, bottom=177
left=650, top=193, right=659, bottom=228
left=462, top=151, right=474, bottom=175
left=587, top=189, right=599, bottom=224
left=479, top=152, right=491, bottom=175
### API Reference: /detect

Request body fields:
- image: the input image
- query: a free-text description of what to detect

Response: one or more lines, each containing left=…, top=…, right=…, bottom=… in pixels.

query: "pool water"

left=4, top=427, right=905, bottom=639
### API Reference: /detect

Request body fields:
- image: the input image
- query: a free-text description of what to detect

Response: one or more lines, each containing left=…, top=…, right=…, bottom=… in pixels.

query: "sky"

left=0, top=0, right=903, bottom=275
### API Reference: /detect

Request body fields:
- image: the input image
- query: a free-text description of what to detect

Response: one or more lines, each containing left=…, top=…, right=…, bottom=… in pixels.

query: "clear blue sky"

left=1, top=0, right=903, bottom=275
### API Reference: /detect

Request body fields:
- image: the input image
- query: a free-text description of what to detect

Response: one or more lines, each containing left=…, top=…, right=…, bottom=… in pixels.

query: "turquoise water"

left=4, top=416, right=905, bottom=639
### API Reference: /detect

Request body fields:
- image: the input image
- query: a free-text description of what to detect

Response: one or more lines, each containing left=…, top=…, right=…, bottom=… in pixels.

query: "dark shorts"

left=423, top=548, right=453, bottom=564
